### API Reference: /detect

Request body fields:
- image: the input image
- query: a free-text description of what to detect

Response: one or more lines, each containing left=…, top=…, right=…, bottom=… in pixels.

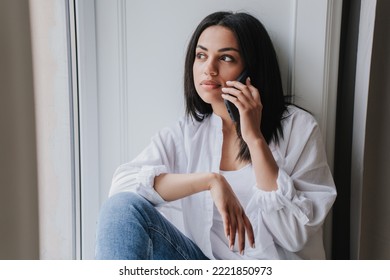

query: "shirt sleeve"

left=246, top=109, right=337, bottom=252
left=109, top=123, right=184, bottom=206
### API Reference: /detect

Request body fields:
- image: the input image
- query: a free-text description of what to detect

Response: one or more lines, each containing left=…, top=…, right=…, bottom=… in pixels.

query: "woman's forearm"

left=154, top=172, right=217, bottom=201
left=247, top=137, right=279, bottom=191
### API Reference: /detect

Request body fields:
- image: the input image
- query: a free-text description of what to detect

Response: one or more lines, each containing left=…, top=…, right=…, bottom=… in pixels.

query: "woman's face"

left=193, top=25, right=244, bottom=107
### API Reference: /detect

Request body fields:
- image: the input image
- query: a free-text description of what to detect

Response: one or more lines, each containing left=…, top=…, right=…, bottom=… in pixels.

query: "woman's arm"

left=154, top=172, right=255, bottom=254
left=154, top=172, right=213, bottom=201
left=222, top=78, right=278, bottom=191
left=246, top=136, right=278, bottom=191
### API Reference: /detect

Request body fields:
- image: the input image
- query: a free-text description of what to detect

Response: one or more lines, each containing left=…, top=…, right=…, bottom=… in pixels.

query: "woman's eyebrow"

left=218, top=47, right=240, bottom=53
left=196, top=45, right=240, bottom=53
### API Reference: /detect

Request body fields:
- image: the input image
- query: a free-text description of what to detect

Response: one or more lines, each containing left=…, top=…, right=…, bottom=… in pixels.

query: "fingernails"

left=230, top=245, right=234, bottom=251
left=252, top=243, right=256, bottom=249
left=240, top=250, right=245, bottom=256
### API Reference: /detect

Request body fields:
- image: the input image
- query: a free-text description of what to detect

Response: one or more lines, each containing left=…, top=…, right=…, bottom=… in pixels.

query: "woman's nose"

left=204, top=59, right=218, bottom=76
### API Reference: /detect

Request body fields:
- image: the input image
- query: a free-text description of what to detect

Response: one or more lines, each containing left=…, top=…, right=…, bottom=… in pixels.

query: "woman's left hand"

left=223, top=78, right=279, bottom=191
left=222, top=77, right=264, bottom=144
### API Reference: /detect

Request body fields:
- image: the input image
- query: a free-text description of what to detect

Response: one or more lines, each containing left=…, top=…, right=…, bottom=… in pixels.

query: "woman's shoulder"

left=282, top=105, right=318, bottom=128
left=169, top=115, right=206, bottom=132
left=157, top=114, right=211, bottom=140
left=278, top=105, right=322, bottom=146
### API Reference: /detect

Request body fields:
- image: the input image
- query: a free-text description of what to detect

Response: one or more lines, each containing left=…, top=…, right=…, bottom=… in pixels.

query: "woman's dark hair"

left=184, top=11, right=288, bottom=162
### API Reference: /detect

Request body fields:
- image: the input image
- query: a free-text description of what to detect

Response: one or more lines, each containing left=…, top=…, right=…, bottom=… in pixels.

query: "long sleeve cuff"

left=109, top=163, right=168, bottom=206
left=136, top=165, right=167, bottom=205
left=247, top=169, right=312, bottom=224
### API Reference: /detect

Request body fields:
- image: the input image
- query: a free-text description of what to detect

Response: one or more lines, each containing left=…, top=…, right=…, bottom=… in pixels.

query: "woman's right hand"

left=208, top=173, right=255, bottom=254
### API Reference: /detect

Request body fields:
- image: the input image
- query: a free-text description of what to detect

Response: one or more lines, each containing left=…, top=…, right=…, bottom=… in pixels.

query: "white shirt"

left=109, top=106, right=337, bottom=259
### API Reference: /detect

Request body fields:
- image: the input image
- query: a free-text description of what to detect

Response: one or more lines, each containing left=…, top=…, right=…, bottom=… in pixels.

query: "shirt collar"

left=210, top=113, right=223, bottom=128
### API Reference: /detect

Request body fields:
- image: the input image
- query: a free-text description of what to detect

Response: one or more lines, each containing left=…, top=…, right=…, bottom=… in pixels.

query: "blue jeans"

left=95, top=192, right=209, bottom=260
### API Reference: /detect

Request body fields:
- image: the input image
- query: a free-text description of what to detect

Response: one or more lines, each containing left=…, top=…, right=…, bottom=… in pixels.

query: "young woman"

left=95, top=11, right=336, bottom=260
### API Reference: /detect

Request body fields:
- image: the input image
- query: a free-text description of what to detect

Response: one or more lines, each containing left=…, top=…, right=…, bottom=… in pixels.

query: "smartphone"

left=224, top=70, right=248, bottom=122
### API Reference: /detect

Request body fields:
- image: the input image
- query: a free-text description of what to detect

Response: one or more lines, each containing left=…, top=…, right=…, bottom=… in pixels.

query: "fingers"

left=228, top=211, right=237, bottom=251
left=244, top=77, right=261, bottom=101
left=237, top=217, right=246, bottom=255
left=222, top=211, right=230, bottom=241
left=225, top=77, right=256, bottom=96
left=221, top=210, right=237, bottom=251
left=222, top=80, right=252, bottom=100
left=244, top=214, right=255, bottom=249
left=222, top=78, right=260, bottom=107
left=235, top=212, right=255, bottom=255
left=222, top=208, right=255, bottom=256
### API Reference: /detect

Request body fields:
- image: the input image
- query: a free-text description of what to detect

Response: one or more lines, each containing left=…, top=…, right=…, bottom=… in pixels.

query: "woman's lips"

left=200, top=80, right=221, bottom=89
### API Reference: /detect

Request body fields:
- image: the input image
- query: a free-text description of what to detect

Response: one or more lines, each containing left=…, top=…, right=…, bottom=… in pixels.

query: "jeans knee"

left=96, top=192, right=153, bottom=259
left=98, top=192, right=153, bottom=223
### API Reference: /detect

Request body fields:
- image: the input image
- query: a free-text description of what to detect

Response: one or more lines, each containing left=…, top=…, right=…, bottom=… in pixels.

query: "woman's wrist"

left=245, top=134, right=279, bottom=191
left=245, top=134, right=266, bottom=150
left=206, top=172, right=222, bottom=190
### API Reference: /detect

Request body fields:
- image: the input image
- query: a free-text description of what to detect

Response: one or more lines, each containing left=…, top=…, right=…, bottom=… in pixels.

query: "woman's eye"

left=196, top=53, right=206, bottom=59
left=221, top=55, right=234, bottom=62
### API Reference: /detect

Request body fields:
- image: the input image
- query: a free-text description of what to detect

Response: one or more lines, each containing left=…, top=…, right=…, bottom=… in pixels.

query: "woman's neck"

left=212, top=103, right=235, bottom=127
